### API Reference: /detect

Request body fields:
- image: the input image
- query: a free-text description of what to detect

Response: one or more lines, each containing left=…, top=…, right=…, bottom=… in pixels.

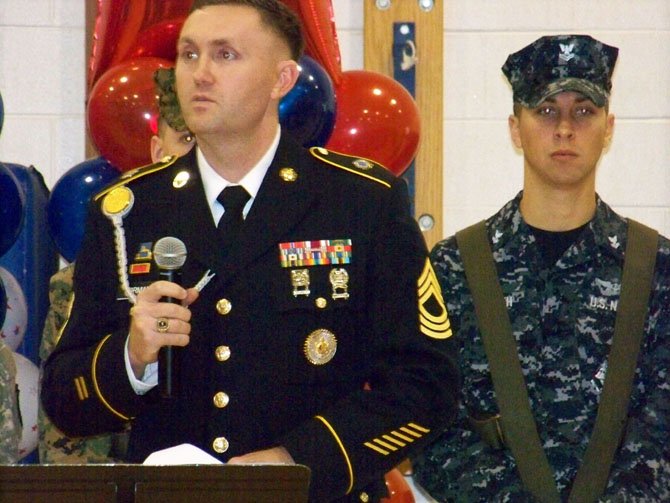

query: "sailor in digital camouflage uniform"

left=40, top=1, right=459, bottom=501
left=0, top=339, right=20, bottom=463
left=413, top=35, right=670, bottom=502
left=38, top=67, right=194, bottom=464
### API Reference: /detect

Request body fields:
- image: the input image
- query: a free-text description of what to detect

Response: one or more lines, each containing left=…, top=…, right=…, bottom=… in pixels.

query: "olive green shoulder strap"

left=569, top=219, right=658, bottom=502
left=456, top=219, right=658, bottom=503
left=456, top=221, right=561, bottom=503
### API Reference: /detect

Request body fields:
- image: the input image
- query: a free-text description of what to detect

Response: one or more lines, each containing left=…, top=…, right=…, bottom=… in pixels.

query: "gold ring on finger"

left=156, top=317, right=170, bottom=333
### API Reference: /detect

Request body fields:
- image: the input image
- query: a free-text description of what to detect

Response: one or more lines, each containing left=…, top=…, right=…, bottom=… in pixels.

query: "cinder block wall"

left=1, top=0, right=668, bottom=238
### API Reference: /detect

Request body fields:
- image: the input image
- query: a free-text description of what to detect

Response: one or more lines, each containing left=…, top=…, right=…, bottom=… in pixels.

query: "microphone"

left=153, top=237, right=187, bottom=398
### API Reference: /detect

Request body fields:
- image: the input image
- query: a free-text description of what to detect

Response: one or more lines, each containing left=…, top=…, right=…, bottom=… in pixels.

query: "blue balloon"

left=0, top=275, right=6, bottom=329
left=0, top=162, right=25, bottom=257
left=279, top=55, right=336, bottom=147
left=46, top=157, right=120, bottom=262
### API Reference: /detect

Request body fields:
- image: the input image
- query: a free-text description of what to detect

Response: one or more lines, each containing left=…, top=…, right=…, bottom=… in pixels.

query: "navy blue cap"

left=502, top=35, right=619, bottom=108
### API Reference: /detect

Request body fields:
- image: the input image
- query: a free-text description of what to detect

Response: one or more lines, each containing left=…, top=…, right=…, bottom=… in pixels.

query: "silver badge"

left=329, top=268, right=350, bottom=300
left=291, top=269, right=311, bottom=297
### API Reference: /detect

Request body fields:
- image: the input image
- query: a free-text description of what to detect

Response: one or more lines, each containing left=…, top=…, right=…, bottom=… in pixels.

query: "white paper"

left=143, top=443, right=224, bottom=465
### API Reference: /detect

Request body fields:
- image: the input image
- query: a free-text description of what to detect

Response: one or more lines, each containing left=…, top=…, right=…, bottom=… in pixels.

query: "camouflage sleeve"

left=38, top=264, right=126, bottom=464
left=601, top=252, right=670, bottom=502
left=38, top=264, right=75, bottom=362
left=0, top=341, right=20, bottom=463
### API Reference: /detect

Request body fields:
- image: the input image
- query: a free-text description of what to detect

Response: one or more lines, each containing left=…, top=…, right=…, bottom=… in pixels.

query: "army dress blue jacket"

left=414, top=192, right=670, bottom=502
left=41, top=136, right=459, bottom=502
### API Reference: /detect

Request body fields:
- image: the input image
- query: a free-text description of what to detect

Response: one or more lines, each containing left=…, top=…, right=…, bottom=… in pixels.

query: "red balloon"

left=281, top=0, right=342, bottom=84
left=88, top=0, right=192, bottom=92
left=326, top=70, right=420, bottom=176
left=381, top=469, right=415, bottom=503
left=123, top=17, right=185, bottom=61
left=88, top=0, right=134, bottom=92
left=87, top=57, right=173, bottom=172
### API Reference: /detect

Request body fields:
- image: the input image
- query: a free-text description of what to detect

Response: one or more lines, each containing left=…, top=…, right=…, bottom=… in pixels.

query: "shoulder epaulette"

left=94, top=155, right=178, bottom=202
left=309, top=147, right=392, bottom=188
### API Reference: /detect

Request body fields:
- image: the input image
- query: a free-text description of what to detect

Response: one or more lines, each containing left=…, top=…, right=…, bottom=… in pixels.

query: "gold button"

left=215, top=345, right=231, bottom=361
left=213, top=391, right=230, bottom=408
left=216, top=298, right=232, bottom=315
left=359, top=492, right=369, bottom=502
left=279, top=167, right=298, bottom=182
left=315, top=297, right=327, bottom=309
left=212, top=436, right=229, bottom=453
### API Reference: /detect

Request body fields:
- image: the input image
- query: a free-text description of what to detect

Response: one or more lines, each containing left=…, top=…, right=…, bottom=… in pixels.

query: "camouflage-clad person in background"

left=38, top=263, right=122, bottom=462
left=0, top=339, right=21, bottom=463
left=413, top=35, right=670, bottom=501
left=38, top=68, right=194, bottom=463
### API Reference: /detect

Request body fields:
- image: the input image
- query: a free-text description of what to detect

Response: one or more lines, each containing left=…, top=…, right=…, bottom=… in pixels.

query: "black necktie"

left=216, top=185, right=250, bottom=249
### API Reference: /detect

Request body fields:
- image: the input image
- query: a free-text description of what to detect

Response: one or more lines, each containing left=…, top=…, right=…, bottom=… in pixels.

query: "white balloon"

left=12, top=351, right=39, bottom=458
left=0, top=267, right=28, bottom=351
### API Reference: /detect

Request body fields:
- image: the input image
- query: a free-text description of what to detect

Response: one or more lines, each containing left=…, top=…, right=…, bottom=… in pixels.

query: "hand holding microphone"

left=128, top=237, right=198, bottom=397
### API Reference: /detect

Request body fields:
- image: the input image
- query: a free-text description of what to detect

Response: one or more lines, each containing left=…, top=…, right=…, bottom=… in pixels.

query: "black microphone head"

left=153, top=237, right=187, bottom=270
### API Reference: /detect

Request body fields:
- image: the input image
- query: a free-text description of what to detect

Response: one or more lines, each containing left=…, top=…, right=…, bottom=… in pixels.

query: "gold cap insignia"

left=173, top=170, right=190, bottom=188
left=279, top=167, right=298, bottom=182
left=418, top=259, right=452, bottom=339
left=329, top=268, right=350, bottom=300
left=102, top=186, right=134, bottom=218
left=304, top=328, right=337, bottom=365
left=291, top=269, right=310, bottom=297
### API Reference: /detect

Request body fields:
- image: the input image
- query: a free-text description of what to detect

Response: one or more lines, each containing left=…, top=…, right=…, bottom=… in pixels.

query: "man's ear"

left=604, top=113, right=615, bottom=148
left=271, top=60, right=300, bottom=100
left=150, top=135, right=164, bottom=163
left=508, top=114, right=522, bottom=150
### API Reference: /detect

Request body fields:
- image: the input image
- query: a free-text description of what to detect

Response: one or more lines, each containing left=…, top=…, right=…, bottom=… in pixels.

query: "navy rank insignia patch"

left=309, top=147, right=392, bottom=188
left=418, top=259, right=453, bottom=339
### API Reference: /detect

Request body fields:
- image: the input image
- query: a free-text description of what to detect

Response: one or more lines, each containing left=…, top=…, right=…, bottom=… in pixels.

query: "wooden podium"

left=0, top=464, right=311, bottom=503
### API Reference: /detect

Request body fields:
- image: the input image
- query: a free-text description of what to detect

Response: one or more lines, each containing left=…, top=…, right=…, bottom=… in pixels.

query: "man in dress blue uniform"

left=40, top=1, right=459, bottom=501
left=413, top=35, right=670, bottom=501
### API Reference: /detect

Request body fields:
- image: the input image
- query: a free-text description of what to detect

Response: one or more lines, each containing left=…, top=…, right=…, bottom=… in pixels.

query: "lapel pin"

left=279, top=167, right=298, bottom=182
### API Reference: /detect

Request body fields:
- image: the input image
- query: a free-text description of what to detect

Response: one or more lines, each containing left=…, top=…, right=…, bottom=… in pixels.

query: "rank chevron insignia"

left=418, top=258, right=452, bottom=339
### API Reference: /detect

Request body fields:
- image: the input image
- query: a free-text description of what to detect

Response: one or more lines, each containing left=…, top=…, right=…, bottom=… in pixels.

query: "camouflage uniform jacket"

left=0, top=340, right=20, bottom=463
left=413, top=192, right=670, bottom=502
left=38, top=263, right=127, bottom=463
